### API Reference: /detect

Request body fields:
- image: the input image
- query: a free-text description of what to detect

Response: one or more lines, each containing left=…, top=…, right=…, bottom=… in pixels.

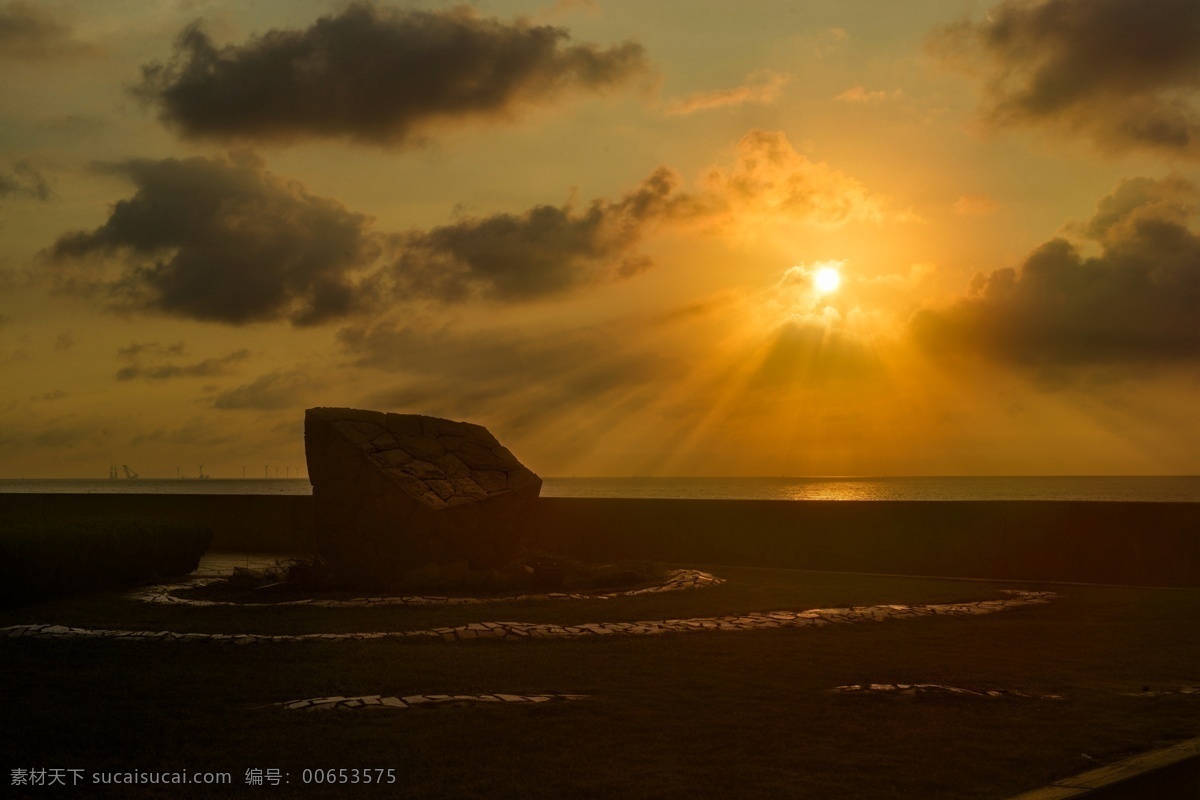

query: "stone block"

left=305, top=408, right=542, bottom=587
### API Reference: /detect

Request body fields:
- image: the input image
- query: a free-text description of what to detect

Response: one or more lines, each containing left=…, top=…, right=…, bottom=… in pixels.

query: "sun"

left=814, top=266, right=841, bottom=294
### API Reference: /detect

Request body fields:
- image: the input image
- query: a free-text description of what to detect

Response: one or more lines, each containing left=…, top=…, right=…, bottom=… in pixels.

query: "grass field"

left=3, top=562, right=1198, bottom=799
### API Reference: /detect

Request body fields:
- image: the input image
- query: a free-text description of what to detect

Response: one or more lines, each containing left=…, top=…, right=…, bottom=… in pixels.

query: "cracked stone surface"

left=126, top=568, right=725, bottom=607
left=2, top=589, right=1057, bottom=644
left=835, top=683, right=1064, bottom=700
left=274, top=693, right=588, bottom=711
left=305, top=408, right=542, bottom=583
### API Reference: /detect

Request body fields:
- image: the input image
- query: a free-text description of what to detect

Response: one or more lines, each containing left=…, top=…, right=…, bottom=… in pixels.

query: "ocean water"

left=0, top=476, right=1198, bottom=502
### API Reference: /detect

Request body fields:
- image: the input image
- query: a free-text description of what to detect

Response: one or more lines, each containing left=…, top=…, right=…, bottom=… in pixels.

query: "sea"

left=1, top=476, right=1198, bottom=502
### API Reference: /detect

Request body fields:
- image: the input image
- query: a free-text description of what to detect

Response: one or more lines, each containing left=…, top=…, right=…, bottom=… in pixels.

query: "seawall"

left=0, top=493, right=315, bottom=554
left=0, top=494, right=1196, bottom=587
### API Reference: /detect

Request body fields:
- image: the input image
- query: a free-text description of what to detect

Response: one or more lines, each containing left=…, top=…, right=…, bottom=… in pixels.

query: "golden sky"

left=1, top=0, right=1198, bottom=478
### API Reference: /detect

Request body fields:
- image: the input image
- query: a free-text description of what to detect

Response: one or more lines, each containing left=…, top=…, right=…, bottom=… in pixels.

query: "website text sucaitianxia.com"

left=11, top=768, right=399, bottom=787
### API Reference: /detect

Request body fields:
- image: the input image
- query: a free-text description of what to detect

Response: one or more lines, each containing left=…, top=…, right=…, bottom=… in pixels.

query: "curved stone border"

left=1, top=589, right=1056, bottom=644
left=126, top=568, right=725, bottom=608
left=1125, top=685, right=1200, bottom=697
left=275, top=693, right=588, bottom=711
left=835, top=683, right=1064, bottom=700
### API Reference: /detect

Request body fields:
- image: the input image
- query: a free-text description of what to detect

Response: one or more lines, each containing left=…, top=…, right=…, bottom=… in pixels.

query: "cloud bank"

left=135, top=2, right=648, bottom=146
left=392, top=167, right=688, bottom=302
left=45, top=130, right=883, bottom=325
left=0, top=1, right=95, bottom=60
left=912, top=175, right=1200, bottom=365
left=930, top=0, right=1200, bottom=158
left=48, top=153, right=381, bottom=326
left=0, top=161, right=49, bottom=200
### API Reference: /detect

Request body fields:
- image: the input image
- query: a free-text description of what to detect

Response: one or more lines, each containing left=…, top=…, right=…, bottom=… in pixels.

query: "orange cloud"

left=665, top=71, right=789, bottom=116
left=833, top=86, right=898, bottom=104
left=953, top=194, right=998, bottom=216
left=700, top=129, right=887, bottom=230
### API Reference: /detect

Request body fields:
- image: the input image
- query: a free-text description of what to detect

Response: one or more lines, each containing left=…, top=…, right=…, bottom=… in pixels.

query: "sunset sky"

left=1, top=0, right=1198, bottom=478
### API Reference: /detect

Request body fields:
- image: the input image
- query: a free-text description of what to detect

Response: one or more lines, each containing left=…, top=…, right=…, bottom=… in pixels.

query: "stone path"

left=835, top=683, right=1064, bottom=700
left=1, top=589, right=1057, bottom=644
left=126, top=568, right=725, bottom=608
left=274, top=693, right=588, bottom=712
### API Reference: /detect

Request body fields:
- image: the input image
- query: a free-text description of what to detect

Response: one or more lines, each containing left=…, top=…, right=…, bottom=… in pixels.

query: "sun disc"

left=814, top=267, right=841, bottom=294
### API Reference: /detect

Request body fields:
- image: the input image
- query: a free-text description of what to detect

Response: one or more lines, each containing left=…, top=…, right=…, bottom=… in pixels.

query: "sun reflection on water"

left=780, top=481, right=877, bottom=501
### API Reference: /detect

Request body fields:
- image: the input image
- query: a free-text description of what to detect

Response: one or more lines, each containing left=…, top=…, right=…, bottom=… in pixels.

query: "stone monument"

left=304, top=407, right=542, bottom=587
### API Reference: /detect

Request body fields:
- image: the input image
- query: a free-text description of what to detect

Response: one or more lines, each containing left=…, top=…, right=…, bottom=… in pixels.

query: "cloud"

left=115, top=349, right=250, bottom=381
left=47, top=152, right=381, bottom=326
left=118, top=341, right=186, bottom=360
left=833, top=86, right=897, bottom=104
left=134, top=3, right=648, bottom=146
left=953, top=194, right=999, bottom=216
left=665, top=71, right=789, bottom=116
left=930, top=0, right=1200, bottom=158
left=46, top=130, right=883, bottom=323
left=392, top=167, right=689, bottom=302
left=212, top=370, right=320, bottom=409
left=0, top=1, right=96, bottom=60
left=911, top=175, right=1200, bottom=366
left=700, top=129, right=886, bottom=230
left=0, top=161, right=50, bottom=200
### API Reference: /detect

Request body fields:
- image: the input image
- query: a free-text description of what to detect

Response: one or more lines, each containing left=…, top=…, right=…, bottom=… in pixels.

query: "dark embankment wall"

left=1, top=494, right=1197, bottom=587
left=527, top=499, right=1200, bottom=588
left=0, top=493, right=315, bottom=554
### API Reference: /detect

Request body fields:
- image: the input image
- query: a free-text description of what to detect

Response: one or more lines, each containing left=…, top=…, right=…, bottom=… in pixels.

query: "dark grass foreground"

left=2, top=566, right=1198, bottom=799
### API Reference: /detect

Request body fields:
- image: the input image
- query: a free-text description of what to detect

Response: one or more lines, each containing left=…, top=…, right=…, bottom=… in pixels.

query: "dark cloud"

left=0, top=1, right=95, bottom=60
left=930, top=0, right=1200, bottom=157
left=118, top=341, right=186, bottom=360
left=116, top=349, right=249, bottom=381
left=212, top=370, right=320, bottom=410
left=47, top=153, right=381, bottom=326
left=46, top=153, right=691, bottom=321
left=911, top=175, right=1200, bottom=365
left=0, top=161, right=50, bottom=200
left=393, top=168, right=686, bottom=301
left=135, top=3, right=648, bottom=146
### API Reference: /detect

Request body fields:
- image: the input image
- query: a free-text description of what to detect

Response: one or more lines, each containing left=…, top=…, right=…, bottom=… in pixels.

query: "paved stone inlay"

left=835, top=683, right=1064, bottom=700
left=275, top=693, right=588, bottom=711
left=2, top=589, right=1057, bottom=644
left=126, top=568, right=725, bottom=607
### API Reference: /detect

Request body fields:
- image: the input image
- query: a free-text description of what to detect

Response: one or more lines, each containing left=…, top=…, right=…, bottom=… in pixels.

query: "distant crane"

left=109, top=464, right=118, bottom=479
left=122, top=465, right=139, bottom=479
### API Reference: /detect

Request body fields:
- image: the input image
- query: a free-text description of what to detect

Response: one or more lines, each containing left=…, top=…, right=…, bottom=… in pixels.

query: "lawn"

left=2, top=563, right=1197, bottom=799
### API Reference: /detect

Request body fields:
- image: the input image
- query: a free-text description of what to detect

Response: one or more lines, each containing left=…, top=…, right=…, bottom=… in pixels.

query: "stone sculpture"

left=304, top=408, right=542, bottom=587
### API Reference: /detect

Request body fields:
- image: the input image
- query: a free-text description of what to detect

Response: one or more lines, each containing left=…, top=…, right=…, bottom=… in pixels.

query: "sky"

left=0, top=0, right=1198, bottom=479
